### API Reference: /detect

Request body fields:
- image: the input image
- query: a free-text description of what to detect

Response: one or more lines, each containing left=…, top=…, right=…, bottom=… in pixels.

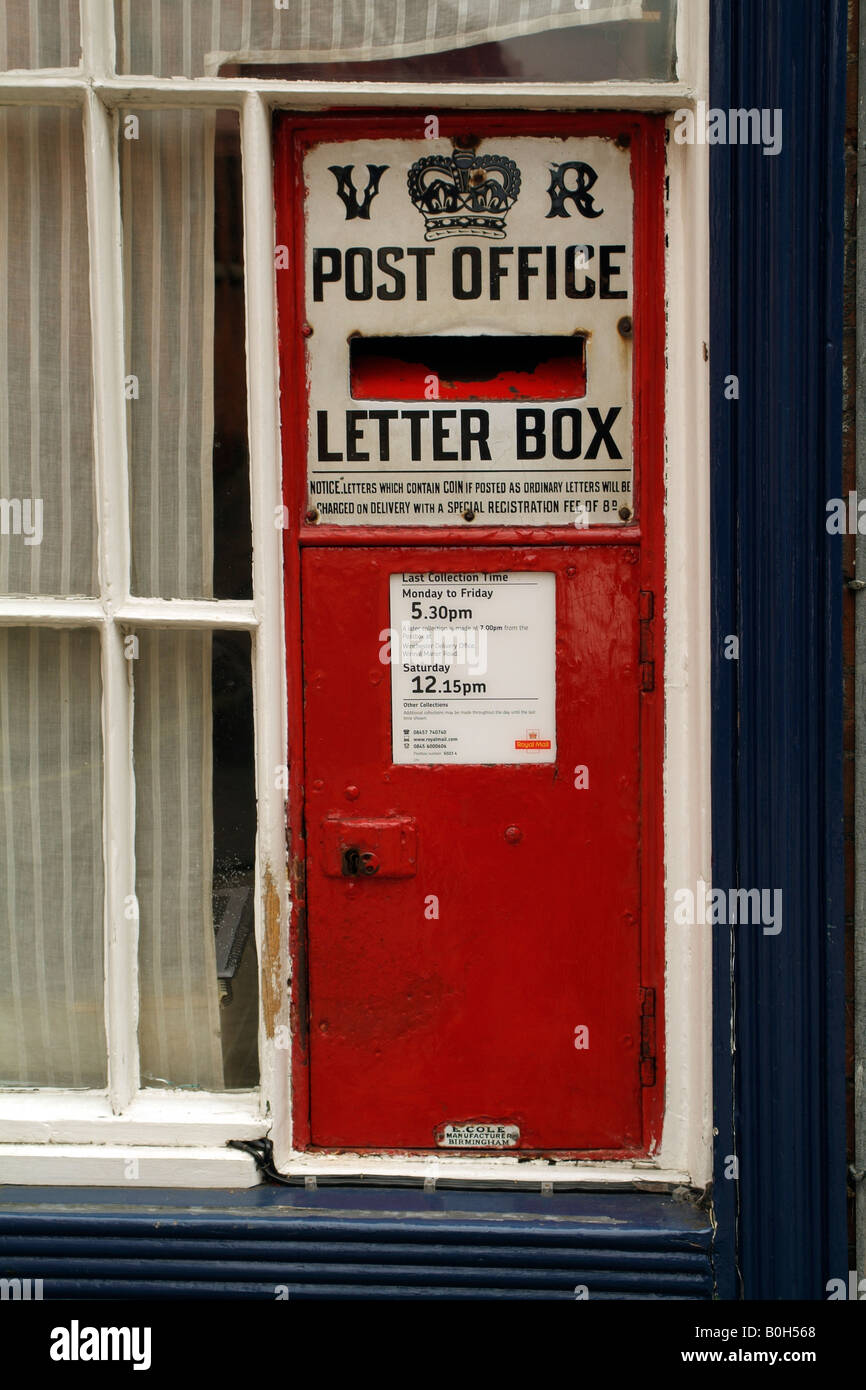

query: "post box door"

left=301, top=544, right=645, bottom=1152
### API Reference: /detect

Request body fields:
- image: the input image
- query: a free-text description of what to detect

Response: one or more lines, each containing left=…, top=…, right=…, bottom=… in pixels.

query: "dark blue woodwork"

left=709, top=0, right=848, bottom=1298
left=0, top=1188, right=712, bottom=1299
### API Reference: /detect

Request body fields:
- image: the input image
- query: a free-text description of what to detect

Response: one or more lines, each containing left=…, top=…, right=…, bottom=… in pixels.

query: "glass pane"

left=0, top=1, right=81, bottom=70
left=116, top=0, right=677, bottom=83
left=0, top=107, right=97, bottom=596
left=121, top=108, right=251, bottom=600
left=135, top=629, right=258, bottom=1090
left=0, top=629, right=105, bottom=1087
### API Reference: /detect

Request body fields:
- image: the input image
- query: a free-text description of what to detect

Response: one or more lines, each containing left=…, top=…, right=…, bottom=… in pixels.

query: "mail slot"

left=349, top=334, right=587, bottom=401
left=275, top=112, right=665, bottom=1157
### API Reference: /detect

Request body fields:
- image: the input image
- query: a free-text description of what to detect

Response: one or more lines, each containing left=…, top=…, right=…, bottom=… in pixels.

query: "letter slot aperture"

left=349, top=334, right=587, bottom=401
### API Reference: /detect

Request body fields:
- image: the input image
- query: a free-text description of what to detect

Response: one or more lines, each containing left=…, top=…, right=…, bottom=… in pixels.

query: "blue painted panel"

left=709, top=0, right=848, bottom=1298
left=0, top=1189, right=712, bottom=1300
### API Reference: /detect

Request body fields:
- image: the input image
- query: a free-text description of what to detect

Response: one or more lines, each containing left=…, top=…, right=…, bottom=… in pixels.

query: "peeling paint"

left=261, top=866, right=282, bottom=1038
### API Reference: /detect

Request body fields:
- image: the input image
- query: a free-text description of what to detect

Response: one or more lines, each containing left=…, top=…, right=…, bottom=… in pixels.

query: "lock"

left=340, top=846, right=380, bottom=877
left=340, top=846, right=360, bottom=876
left=323, top=817, right=417, bottom=879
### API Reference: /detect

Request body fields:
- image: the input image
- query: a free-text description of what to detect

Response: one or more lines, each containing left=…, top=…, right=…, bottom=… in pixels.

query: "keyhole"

left=341, top=846, right=361, bottom=876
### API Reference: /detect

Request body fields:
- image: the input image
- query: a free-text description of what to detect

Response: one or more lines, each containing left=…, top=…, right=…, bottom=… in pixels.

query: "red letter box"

left=276, top=113, right=664, bottom=1156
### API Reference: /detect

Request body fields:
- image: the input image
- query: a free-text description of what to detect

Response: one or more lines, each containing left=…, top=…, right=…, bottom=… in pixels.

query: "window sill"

left=275, top=1154, right=693, bottom=1191
left=0, top=1089, right=266, bottom=1147
left=0, top=1143, right=260, bottom=1187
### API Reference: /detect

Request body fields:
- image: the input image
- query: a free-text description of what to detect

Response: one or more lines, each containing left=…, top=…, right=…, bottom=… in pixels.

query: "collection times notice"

left=389, top=571, right=556, bottom=765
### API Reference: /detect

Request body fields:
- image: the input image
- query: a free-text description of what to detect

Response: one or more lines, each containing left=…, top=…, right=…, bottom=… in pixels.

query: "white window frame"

left=0, top=0, right=710, bottom=1190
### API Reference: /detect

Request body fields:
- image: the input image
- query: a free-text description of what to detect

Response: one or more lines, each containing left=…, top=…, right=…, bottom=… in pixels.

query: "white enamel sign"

left=389, top=571, right=556, bottom=765
left=304, top=134, right=633, bottom=526
left=436, top=1122, right=520, bottom=1148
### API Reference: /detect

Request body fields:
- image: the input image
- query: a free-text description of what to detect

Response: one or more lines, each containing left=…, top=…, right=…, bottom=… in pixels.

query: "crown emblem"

left=407, top=146, right=521, bottom=240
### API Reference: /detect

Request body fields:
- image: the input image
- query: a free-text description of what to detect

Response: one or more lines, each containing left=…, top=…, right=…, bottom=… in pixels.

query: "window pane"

left=0, top=629, right=105, bottom=1087
left=0, top=1, right=81, bottom=70
left=134, top=629, right=258, bottom=1091
left=0, top=107, right=97, bottom=596
left=116, top=0, right=677, bottom=82
left=121, top=108, right=251, bottom=600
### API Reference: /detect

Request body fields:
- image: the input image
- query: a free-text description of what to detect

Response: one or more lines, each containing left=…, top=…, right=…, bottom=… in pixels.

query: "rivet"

left=615, top=132, right=632, bottom=149
left=306, top=507, right=319, bottom=523
left=504, top=824, right=523, bottom=844
left=301, top=322, right=313, bottom=337
left=345, top=784, right=360, bottom=800
left=619, top=504, right=632, bottom=522
left=463, top=507, right=476, bottom=522
left=617, top=316, right=633, bottom=338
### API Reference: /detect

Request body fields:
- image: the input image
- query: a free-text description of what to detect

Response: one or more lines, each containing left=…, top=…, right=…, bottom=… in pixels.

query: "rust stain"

left=289, top=853, right=310, bottom=1060
left=261, top=865, right=282, bottom=1038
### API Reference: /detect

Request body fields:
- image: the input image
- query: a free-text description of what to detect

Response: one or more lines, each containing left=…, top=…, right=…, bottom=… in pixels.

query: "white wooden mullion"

left=0, top=76, right=86, bottom=100
left=92, top=77, right=696, bottom=110
left=0, top=597, right=256, bottom=624
left=79, top=0, right=115, bottom=79
left=116, top=598, right=258, bottom=628
left=241, top=92, right=290, bottom=1162
left=82, top=74, right=138, bottom=1113
left=0, top=598, right=104, bottom=623
left=14, top=77, right=659, bottom=111
left=0, top=75, right=697, bottom=111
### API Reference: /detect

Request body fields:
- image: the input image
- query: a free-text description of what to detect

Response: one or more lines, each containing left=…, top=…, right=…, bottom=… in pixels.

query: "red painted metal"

left=274, top=111, right=666, bottom=1157
left=303, top=545, right=643, bottom=1151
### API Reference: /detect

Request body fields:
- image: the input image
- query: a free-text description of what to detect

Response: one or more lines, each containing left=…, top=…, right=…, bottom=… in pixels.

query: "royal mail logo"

left=515, top=729, right=551, bottom=750
left=407, top=146, right=521, bottom=241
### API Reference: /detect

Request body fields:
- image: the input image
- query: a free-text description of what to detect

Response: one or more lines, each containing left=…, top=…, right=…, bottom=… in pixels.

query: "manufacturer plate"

left=436, top=1122, right=520, bottom=1148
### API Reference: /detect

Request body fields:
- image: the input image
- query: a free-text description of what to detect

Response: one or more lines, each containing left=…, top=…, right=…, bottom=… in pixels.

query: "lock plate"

left=321, top=816, right=417, bottom=879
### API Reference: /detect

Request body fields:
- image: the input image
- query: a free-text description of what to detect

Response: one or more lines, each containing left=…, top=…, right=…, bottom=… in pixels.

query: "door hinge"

left=639, top=590, right=654, bottom=692
left=639, top=985, right=656, bottom=1087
